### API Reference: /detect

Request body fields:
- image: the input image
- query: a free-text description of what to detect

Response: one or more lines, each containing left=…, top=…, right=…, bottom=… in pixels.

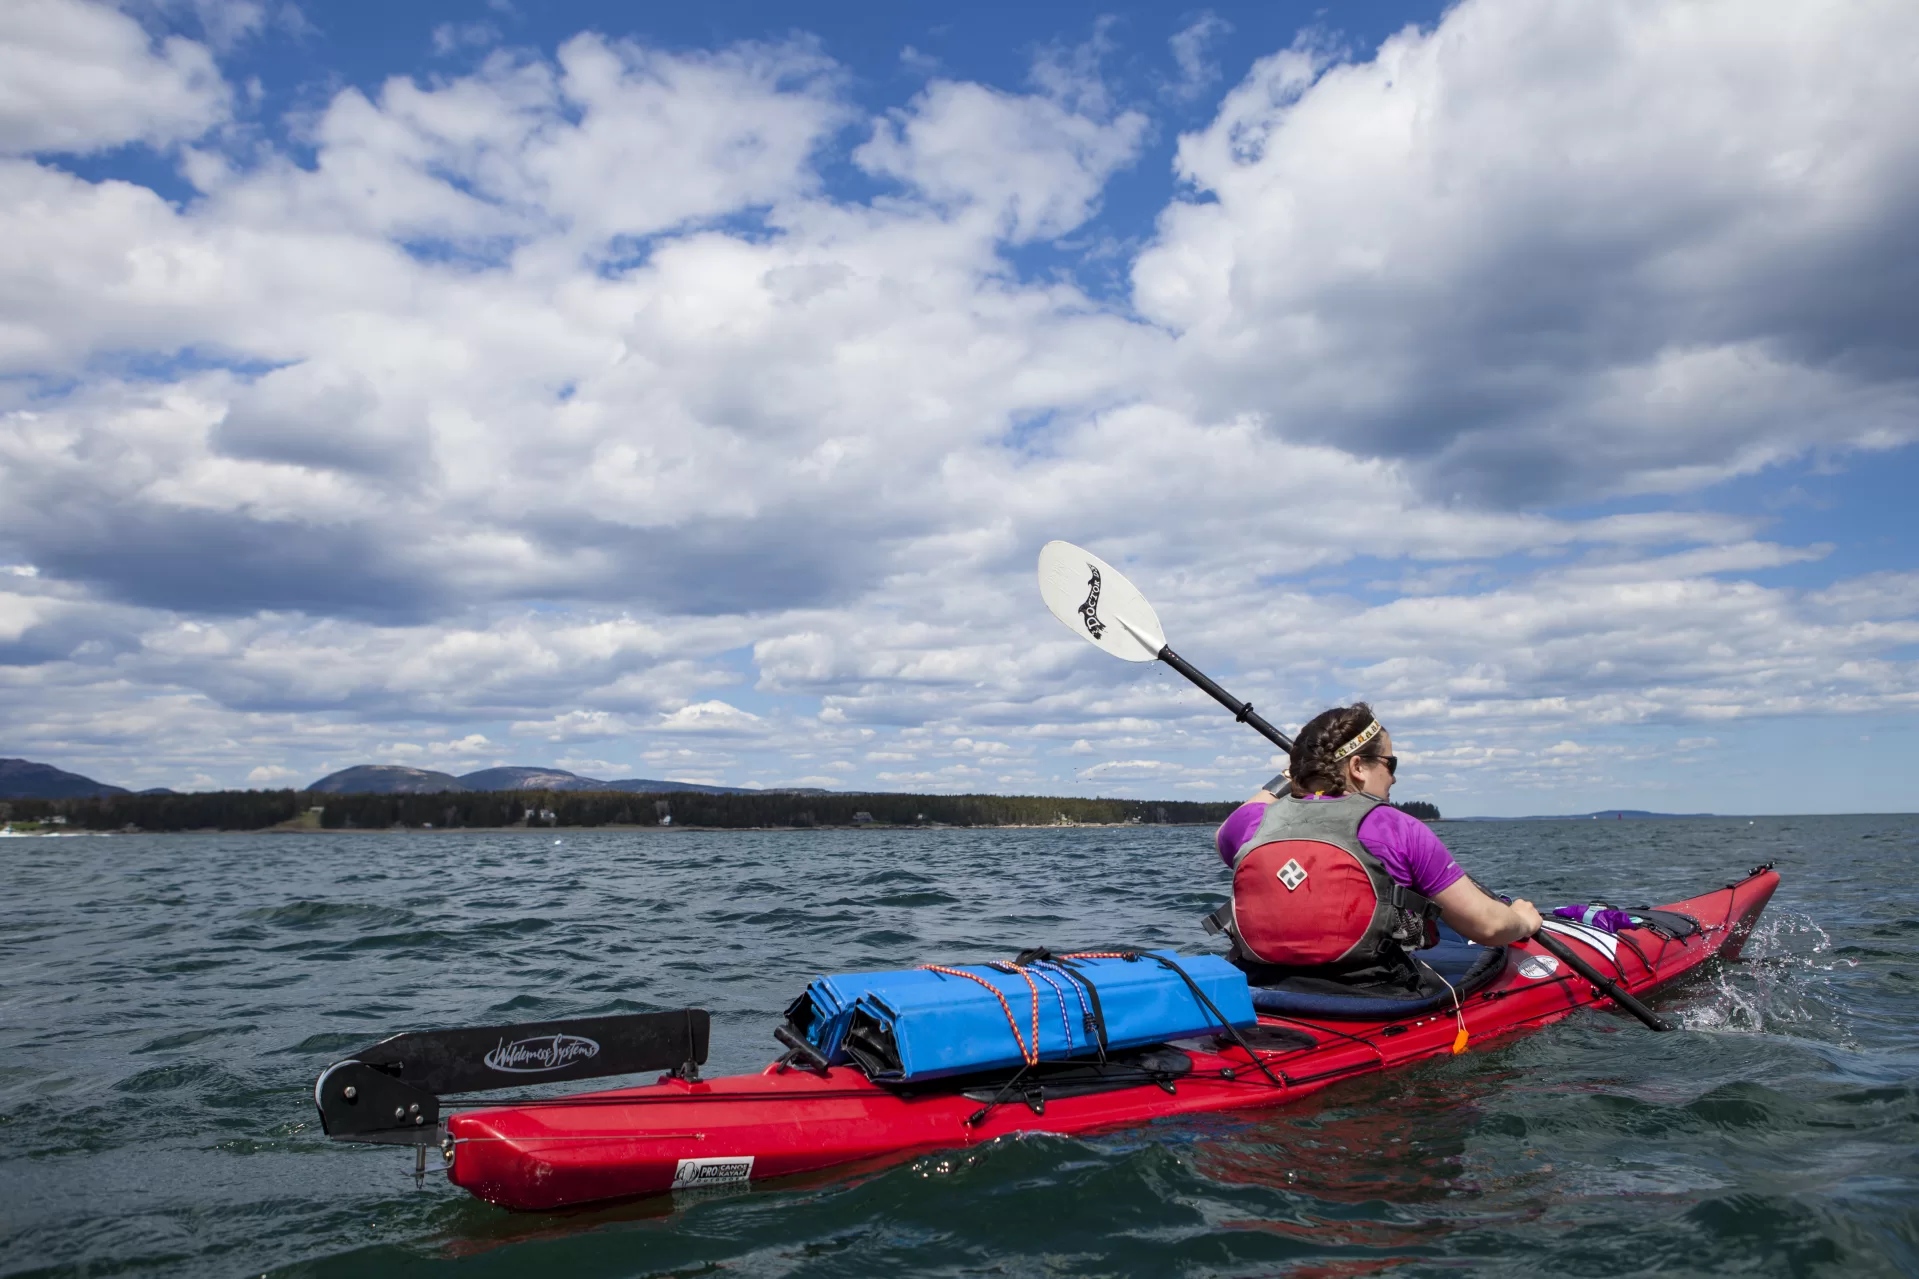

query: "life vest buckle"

left=1199, top=903, right=1233, bottom=936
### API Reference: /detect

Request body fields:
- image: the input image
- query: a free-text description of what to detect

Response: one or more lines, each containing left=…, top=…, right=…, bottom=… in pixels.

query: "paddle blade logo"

left=1078, top=566, right=1106, bottom=638
left=1037, top=541, right=1163, bottom=661
left=484, top=1033, right=600, bottom=1073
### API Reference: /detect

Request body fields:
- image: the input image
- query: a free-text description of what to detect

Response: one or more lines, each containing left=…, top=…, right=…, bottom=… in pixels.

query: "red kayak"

left=439, top=864, right=1779, bottom=1211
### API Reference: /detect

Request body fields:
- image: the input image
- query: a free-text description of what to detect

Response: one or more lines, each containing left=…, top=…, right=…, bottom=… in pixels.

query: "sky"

left=1, top=0, right=1916, bottom=815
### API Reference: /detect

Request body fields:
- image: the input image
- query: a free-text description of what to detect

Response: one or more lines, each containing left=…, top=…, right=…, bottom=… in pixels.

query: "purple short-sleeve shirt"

left=1213, top=798, right=1464, bottom=900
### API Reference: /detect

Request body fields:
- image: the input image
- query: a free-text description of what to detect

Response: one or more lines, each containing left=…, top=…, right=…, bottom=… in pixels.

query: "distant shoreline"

left=3, top=820, right=1224, bottom=835
left=0, top=787, right=1243, bottom=834
left=1443, top=812, right=1717, bottom=822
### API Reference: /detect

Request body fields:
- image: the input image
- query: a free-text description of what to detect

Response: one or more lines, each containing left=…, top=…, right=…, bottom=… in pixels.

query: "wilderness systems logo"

left=672, top=1155, right=755, bottom=1189
left=1078, top=565, right=1105, bottom=638
left=483, top=1033, right=600, bottom=1073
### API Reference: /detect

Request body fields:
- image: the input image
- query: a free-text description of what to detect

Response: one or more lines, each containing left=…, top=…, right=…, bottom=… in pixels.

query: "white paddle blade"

left=1037, top=541, right=1167, bottom=662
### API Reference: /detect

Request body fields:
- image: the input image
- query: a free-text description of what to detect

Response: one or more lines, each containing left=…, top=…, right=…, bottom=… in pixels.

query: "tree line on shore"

left=0, top=788, right=1442, bottom=832
left=0, top=789, right=1231, bottom=831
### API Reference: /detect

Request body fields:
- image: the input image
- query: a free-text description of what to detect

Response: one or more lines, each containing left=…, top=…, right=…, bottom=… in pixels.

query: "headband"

left=1330, top=719, right=1382, bottom=762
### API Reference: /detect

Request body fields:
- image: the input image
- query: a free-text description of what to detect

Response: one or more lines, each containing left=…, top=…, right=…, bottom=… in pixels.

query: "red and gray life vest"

left=1203, top=792, right=1440, bottom=972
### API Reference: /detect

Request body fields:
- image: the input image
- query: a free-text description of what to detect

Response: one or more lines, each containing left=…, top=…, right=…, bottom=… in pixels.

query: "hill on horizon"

left=0, top=758, right=129, bottom=800
left=306, top=764, right=777, bottom=796
left=457, top=766, right=601, bottom=792
left=307, top=765, right=468, bottom=795
left=1452, top=809, right=1716, bottom=821
left=456, top=766, right=763, bottom=795
left=0, top=757, right=817, bottom=799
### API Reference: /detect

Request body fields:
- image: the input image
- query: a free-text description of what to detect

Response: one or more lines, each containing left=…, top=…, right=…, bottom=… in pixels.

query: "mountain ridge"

left=306, top=763, right=798, bottom=796
left=1449, top=809, right=1716, bottom=821
left=0, top=758, right=129, bottom=799
left=0, top=757, right=817, bottom=799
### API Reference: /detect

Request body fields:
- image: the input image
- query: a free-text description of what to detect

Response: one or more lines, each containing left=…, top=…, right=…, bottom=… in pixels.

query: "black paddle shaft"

left=1532, top=931, right=1675, bottom=1031
left=1155, top=646, right=1295, bottom=753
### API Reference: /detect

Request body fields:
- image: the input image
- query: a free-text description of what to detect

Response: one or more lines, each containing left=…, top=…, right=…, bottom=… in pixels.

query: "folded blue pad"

left=784, top=950, right=1254, bottom=1082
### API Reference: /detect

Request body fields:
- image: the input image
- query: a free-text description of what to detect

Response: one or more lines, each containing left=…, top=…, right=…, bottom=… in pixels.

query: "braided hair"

left=1288, top=703, right=1379, bottom=797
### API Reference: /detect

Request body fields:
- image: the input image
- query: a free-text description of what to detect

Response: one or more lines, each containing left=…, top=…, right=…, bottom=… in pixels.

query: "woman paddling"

left=1211, top=703, right=1541, bottom=986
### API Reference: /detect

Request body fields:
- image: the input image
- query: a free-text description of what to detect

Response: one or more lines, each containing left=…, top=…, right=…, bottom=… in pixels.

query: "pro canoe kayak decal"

left=1516, top=954, right=1560, bottom=980
left=484, top=1033, right=600, bottom=1073
left=672, top=1155, right=754, bottom=1189
left=1078, top=565, right=1106, bottom=638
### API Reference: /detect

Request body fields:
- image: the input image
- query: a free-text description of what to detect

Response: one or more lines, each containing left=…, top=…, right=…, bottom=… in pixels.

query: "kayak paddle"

left=1037, top=540, right=1294, bottom=753
left=316, top=1008, right=710, bottom=1148
left=1038, top=540, right=1677, bottom=1033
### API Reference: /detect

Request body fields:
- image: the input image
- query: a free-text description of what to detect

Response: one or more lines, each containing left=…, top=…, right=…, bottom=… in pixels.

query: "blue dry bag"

left=781, top=950, right=1254, bottom=1082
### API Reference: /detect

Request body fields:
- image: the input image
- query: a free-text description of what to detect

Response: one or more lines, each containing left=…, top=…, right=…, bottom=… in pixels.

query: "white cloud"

left=126, top=0, right=305, bottom=52
left=510, top=710, right=631, bottom=740
left=1809, top=572, right=1919, bottom=623
left=856, top=77, right=1147, bottom=242
left=0, top=591, right=58, bottom=642
left=1165, top=13, right=1231, bottom=103
left=1077, top=759, right=1180, bottom=777
left=432, top=21, right=499, bottom=56
left=655, top=700, right=763, bottom=733
left=0, top=0, right=227, bottom=154
left=1134, top=0, right=1919, bottom=506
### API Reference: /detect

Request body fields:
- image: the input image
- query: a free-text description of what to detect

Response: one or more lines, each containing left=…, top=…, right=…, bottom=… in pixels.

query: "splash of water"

left=1679, top=910, right=1857, bottom=1044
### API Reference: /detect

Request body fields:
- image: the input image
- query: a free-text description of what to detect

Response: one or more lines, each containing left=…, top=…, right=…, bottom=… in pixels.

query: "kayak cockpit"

left=1246, top=925, right=1507, bottom=1019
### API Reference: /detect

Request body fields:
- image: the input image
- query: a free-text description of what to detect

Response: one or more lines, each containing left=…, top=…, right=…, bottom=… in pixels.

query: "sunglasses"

left=1358, top=753, right=1398, bottom=777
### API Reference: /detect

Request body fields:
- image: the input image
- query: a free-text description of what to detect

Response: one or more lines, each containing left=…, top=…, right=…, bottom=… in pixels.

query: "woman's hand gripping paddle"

left=1039, top=540, right=1676, bottom=1034
left=1037, top=541, right=1294, bottom=753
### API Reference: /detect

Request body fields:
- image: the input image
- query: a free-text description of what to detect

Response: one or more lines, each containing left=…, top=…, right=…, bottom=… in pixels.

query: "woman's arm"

left=1214, top=795, right=1277, bottom=867
left=1432, top=879, right=1542, bottom=946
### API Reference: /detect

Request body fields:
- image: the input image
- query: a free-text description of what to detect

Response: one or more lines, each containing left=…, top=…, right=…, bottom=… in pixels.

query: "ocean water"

left=1, top=816, right=1914, bottom=1278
